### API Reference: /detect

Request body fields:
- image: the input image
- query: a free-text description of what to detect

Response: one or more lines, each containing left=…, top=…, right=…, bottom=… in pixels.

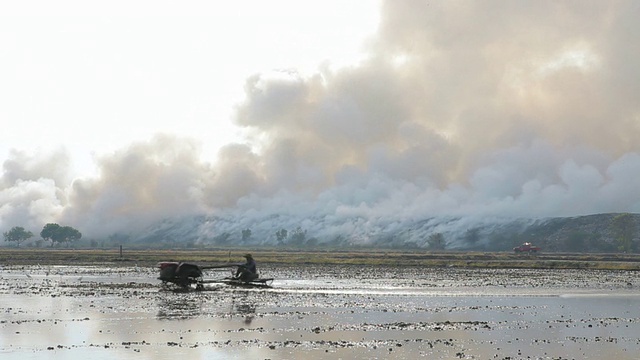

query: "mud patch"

left=2, top=265, right=640, bottom=359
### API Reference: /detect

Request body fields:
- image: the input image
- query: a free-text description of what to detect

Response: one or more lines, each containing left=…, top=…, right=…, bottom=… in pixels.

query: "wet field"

left=2, top=264, right=640, bottom=359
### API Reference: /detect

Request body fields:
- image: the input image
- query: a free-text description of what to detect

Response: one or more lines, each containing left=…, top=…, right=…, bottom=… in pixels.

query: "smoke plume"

left=2, top=1, right=640, bottom=247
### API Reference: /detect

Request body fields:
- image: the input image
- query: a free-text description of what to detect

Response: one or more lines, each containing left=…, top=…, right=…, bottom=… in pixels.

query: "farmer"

left=235, top=253, right=258, bottom=282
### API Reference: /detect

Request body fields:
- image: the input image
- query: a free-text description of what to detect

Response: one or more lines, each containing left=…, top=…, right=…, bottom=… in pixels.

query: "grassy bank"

left=2, top=248, right=640, bottom=270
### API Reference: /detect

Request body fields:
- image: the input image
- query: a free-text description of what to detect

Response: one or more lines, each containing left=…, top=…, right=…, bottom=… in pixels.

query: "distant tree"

left=275, top=229, right=288, bottom=244
left=3, top=226, right=34, bottom=247
left=241, top=229, right=252, bottom=242
left=610, top=213, right=636, bottom=252
left=289, top=227, right=307, bottom=245
left=428, top=233, right=446, bottom=250
left=58, top=226, right=82, bottom=246
left=40, top=223, right=61, bottom=246
left=40, top=223, right=82, bottom=247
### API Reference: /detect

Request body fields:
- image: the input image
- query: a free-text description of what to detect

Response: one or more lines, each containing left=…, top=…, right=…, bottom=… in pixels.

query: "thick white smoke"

left=2, top=1, right=640, bottom=247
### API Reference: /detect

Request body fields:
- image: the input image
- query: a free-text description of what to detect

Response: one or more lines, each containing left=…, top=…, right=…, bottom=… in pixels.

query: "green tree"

left=3, top=226, right=34, bottom=247
left=40, top=223, right=82, bottom=247
left=41, top=223, right=60, bottom=246
left=58, top=226, right=82, bottom=246
left=275, top=229, right=288, bottom=244
left=289, top=227, right=307, bottom=245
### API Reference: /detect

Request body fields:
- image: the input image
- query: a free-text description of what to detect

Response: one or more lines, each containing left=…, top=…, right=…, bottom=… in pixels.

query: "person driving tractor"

left=234, top=254, right=258, bottom=282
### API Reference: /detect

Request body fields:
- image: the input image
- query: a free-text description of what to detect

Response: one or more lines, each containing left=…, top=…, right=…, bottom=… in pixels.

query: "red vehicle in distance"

left=513, top=242, right=541, bottom=253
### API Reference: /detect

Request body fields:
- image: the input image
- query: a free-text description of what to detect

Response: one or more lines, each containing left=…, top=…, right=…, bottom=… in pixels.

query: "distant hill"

left=503, top=213, right=640, bottom=253
left=129, top=212, right=640, bottom=253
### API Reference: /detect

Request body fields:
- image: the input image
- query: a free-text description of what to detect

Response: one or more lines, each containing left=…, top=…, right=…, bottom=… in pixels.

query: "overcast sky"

left=1, top=1, right=640, bottom=243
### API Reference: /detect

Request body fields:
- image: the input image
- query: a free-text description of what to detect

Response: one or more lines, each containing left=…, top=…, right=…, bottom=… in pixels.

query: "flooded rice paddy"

left=2, top=264, right=640, bottom=359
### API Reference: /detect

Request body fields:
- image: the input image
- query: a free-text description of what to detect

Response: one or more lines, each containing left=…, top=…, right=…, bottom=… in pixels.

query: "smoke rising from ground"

left=2, top=1, right=640, bottom=246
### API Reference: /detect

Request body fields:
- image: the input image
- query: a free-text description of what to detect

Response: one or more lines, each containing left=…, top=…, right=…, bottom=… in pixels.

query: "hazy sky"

left=1, top=1, right=379, bottom=177
left=2, top=1, right=640, bottom=244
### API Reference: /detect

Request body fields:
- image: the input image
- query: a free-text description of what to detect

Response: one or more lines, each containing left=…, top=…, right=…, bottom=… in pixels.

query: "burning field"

left=2, top=260, right=640, bottom=359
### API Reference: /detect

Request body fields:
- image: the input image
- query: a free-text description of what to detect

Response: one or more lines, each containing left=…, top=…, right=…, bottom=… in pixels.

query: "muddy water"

left=1, top=265, right=640, bottom=359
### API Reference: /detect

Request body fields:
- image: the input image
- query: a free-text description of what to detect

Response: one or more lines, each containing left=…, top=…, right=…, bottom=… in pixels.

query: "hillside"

left=510, top=213, right=640, bottom=253
left=3, top=213, right=638, bottom=252
left=128, top=213, right=640, bottom=253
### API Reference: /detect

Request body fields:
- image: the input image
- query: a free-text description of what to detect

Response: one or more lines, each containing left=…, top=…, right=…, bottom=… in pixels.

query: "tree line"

left=3, top=223, right=82, bottom=247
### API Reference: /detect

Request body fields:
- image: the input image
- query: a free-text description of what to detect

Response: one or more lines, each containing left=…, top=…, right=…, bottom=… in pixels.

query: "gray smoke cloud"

left=2, top=1, right=640, bottom=246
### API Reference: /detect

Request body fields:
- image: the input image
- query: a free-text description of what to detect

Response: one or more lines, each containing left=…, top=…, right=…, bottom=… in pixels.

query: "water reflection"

left=156, top=295, right=203, bottom=320
left=231, top=293, right=257, bottom=325
left=155, top=290, right=259, bottom=324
